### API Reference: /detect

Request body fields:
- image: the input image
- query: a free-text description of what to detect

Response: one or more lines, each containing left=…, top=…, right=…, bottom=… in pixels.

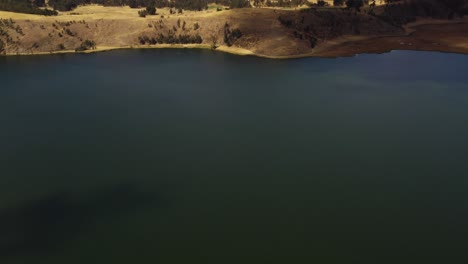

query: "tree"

left=0, top=39, right=5, bottom=55
left=146, top=6, right=156, bottom=15
left=346, top=0, right=364, bottom=11
left=84, top=39, right=96, bottom=49
left=128, top=0, right=139, bottom=8
left=317, top=0, right=328, bottom=6
left=442, top=0, right=465, bottom=17
left=194, top=34, right=203, bottom=43
left=334, top=0, right=345, bottom=6
left=223, top=22, right=232, bottom=46
left=48, top=0, right=77, bottom=11
left=138, top=9, right=148, bottom=17
left=209, top=32, right=218, bottom=49
left=0, top=0, right=57, bottom=15
left=229, top=0, right=251, bottom=8
left=33, top=0, right=46, bottom=7
left=223, top=23, right=242, bottom=47
left=76, top=39, right=96, bottom=52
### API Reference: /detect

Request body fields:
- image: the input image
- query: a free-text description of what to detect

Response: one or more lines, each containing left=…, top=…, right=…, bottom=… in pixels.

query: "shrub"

left=83, top=39, right=96, bottom=49
left=346, top=0, right=364, bottom=11
left=194, top=34, right=203, bottom=43
left=138, top=9, right=148, bottom=17
left=0, top=39, right=5, bottom=55
left=278, top=16, right=293, bottom=27
left=334, top=0, right=345, bottom=6
left=231, top=28, right=242, bottom=39
left=139, top=35, right=150, bottom=44
left=223, top=23, right=242, bottom=47
left=65, top=28, right=75, bottom=36
left=317, top=0, right=329, bottom=6
left=146, top=6, right=156, bottom=15
left=76, top=39, right=96, bottom=52
left=209, top=33, right=218, bottom=49
left=75, top=46, right=86, bottom=52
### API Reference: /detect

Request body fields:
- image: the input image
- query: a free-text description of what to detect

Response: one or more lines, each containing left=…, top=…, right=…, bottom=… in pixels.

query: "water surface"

left=1, top=50, right=468, bottom=263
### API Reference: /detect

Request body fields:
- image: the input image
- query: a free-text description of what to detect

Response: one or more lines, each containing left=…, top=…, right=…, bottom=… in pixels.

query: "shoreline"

left=2, top=44, right=257, bottom=57
left=4, top=39, right=467, bottom=60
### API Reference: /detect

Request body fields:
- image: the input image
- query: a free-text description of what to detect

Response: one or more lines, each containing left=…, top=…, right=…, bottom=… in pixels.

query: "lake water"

left=1, top=50, right=467, bottom=264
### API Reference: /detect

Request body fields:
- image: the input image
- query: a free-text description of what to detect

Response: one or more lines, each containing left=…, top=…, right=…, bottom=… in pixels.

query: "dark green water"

left=1, top=50, right=467, bottom=264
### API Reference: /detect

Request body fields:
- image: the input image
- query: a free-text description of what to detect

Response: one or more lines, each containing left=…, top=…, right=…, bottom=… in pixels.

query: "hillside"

left=1, top=3, right=467, bottom=58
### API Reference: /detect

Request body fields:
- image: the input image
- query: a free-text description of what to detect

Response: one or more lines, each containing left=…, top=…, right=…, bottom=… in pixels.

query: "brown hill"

left=1, top=5, right=467, bottom=58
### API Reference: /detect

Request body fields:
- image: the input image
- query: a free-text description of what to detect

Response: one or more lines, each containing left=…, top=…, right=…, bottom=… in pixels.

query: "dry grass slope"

left=0, top=4, right=467, bottom=58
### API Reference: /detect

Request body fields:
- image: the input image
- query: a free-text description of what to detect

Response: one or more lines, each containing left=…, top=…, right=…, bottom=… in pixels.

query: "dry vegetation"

left=0, top=3, right=467, bottom=58
left=314, top=19, right=468, bottom=57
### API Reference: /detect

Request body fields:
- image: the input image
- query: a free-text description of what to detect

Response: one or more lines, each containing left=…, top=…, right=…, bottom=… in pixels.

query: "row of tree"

left=139, top=32, right=203, bottom=44
left=332, top=0, right=467, bottom=14
left=215, top=0, right=250, bottom=8
left=0, top=0, right=57, bottom=15
left=138, top=6, right=157, bottom=17
left=377, top=0, right=468, bottom=25
left=46, top=0, right=209, bottom=11
left=264, top=0, right=307, bottom=8
left=0, top=0, right=267, bottom=12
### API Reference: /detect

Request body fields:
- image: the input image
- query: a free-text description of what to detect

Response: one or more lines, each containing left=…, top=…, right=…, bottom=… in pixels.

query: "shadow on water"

left=0, top=183, right=161, bottom=260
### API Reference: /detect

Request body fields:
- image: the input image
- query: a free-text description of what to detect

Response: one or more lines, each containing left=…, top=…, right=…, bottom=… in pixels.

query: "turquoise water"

left=1, top=50, right=467, bottom=263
